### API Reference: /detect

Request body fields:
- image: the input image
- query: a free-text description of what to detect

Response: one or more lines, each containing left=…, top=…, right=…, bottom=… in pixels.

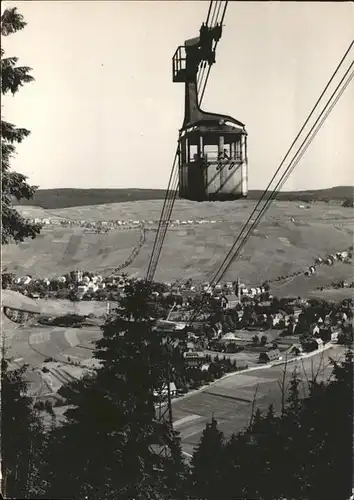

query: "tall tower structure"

left=152, top=338, right=179, bottom=459
left=236, top=277, right=241, bottom=301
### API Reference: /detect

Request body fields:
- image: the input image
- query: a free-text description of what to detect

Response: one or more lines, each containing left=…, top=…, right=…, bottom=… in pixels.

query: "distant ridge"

left=17, top=186, right=353, bottom=209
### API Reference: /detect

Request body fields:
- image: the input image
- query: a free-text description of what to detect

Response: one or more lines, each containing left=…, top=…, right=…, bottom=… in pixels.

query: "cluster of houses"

left=10, top=270, right=120, bottom=300
left=28, top=217, right=144, bottom=231
left=5, top=266, right=352, bottom=387
left=154, top=294, right=352, bottom=370
left=28, top=216, right=225, bottom=231
left=316, top=279, right=354, bottom=291
left=158, top=279, right=267, bottom=305
left=8, top=270, right=269, bottom=308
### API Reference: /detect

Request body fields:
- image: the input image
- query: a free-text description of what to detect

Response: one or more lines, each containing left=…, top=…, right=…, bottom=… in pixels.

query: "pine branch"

left=2, top=170, right=38, bottom=200
left=1, top=8, right=27, bottom=36
left=1, top=120, right=31, bottom=143
left=1, top=205, right=42, bottom=244
left=1, top=60, right=34, bottom=95
left=1, top=142, right=16, bottom=167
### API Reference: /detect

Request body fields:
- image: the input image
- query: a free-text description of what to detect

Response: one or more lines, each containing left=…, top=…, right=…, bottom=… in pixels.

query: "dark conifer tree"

left=214, top=354, right=353, bottom=500
left=39, top=280, right=187, bottom=499
left=1, top=7, right=42, bottom=244
left=1, top=361, right=46, bottom=499
left=190, top=417, right=225, bottom=500
left=1, top=10, right=46, bottom=498
left=301, top=350, right=353, bottom=500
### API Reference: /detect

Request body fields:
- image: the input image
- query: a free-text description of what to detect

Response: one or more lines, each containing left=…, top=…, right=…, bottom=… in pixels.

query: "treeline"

left=190, top=353, right=353, bottom=500
left=2, top=281, right=353, bottom=500
left=251, top=185, right=353, bottom=203
left=16, top=186, right=354, bottom=209
left=16, top=188, right=167, bottom=209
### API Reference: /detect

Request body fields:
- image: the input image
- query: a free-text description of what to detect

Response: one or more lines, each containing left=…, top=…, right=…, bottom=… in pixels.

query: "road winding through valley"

left=171, top=345, right=346, bottom=457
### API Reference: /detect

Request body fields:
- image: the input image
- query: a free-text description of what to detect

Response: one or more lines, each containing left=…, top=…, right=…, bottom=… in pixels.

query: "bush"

left=301, top=339, right=318, bottom=353
left=34, top=400, right=45, bottom=410
left=54, top=396, right=66, bottom=407
left=338, top=331, right=353, bottom=345
left=44, top=400, right=54, bottom=414
left=342, top=198, right=354, bottom=208
left=52, top=313, right=85, bottom=327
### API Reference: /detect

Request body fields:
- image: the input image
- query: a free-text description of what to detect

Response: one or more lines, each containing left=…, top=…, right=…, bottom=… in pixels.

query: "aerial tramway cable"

left=146, top=148, right=179, bottom=280
left=147, top=1, right=227, bottom=282
left=210, top=1, right=220, bottom=27
left=188, top=42, right=354, bottom=319
left=206, top=1, right=214, bottom=26
left=208, top=48, right=354, bottom=288
left=147, top=11, right=352, bottom=442
left=147, top=1, right=229, bottom=281
left=198, top=1, right=229, bottom=103
left=148, top=5, right=352, bottom=288
left=197, top=1, right=223, bottom=105
left=209, top=47, right=354, bottom=286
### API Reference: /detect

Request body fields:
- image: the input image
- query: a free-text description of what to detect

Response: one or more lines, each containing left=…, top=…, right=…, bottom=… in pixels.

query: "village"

left=3, top=239, right=352, bottom=301
left=2, top=213, right=353, bottom=412
left=27, top=215, right=226, bottom=232
left=3, top=261, right=352, bottom=411
left=2, top=2, right=353, bottom=498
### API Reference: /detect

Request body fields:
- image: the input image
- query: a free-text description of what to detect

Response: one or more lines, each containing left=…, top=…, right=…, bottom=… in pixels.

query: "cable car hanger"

left=146, top=1, right=353, bottom=287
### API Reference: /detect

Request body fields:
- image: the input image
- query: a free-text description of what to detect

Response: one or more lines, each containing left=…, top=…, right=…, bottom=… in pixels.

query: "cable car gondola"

left=172, top=21, right=248, bottom=201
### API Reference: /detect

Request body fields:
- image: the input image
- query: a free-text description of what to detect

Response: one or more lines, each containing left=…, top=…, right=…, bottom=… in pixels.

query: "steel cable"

left=198, top=1, right=221, bottom=93
left=206, top=1, right=214, bottom=26
left=199, top=1, right=229, bottom=104
left=147, top=2, right=227, bottom=281
left=210, top=56, right=354, bottom=286
left=188, top=43, right=354, bottom=319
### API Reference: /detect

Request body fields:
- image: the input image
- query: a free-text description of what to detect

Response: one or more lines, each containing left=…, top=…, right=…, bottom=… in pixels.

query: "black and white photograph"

left=1, top=1, right=353, bottom=499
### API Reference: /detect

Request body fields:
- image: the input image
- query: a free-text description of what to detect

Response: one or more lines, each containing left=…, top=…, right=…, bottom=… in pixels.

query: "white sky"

left=2, top=1, right=354, bottom=191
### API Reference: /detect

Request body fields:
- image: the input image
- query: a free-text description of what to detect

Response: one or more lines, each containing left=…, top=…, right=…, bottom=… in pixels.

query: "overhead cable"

left=210, top=52, right=354, bottom=286
left=147, top=2, right=227, bottom=281
left=206, top=1, right=214, bottom=26
left=198, top=1, right=221, bottom=93
left=189, top=42, right=354, bottom=319
left=146, top=146, right=180, bottom=280
left=213, top=65, right=354, bottom=284
left=199, top=1, right=229, bottom=104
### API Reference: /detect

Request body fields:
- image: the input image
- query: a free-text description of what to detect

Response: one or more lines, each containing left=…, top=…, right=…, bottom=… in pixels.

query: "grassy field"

left=2, top=226, right=141, bottom=277
left=2, top=290, right=108, bottom=316
left=3, top=306, right=102, bottom=397
left=173, top=345, right=346, bottom=456
left=271, top=262, right=353, bottom=298
left=6, top=201, right=352, bottom=295
left=16, top=197, right=354, bottom=222
left=2, top=290, right=105, bottom=397
left=308, top=287, right=354, bottom=301
left=3, top=198, right=352, bottom=425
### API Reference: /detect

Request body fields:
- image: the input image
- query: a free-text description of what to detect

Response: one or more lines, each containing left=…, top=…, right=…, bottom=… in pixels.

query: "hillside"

left=17, top=188, right=167, bottom=209
left=5, top=200, right=353, bottom=299
left=16, top=186, right=354, bottom=209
